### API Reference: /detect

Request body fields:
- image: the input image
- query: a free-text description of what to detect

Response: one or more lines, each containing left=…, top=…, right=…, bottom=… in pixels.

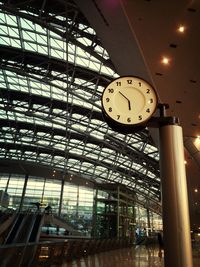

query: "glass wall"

left=0, top=173, right=162, bottom=234
left=135, top=206, right=163, bottom=233
left=0, top=173, right=94, bottom=231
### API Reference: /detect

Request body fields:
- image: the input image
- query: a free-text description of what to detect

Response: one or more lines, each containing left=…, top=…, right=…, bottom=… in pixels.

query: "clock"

left=101, top=76, right=158, bottom=132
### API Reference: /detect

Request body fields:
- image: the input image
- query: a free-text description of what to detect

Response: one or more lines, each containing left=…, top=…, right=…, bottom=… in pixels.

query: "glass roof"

left=0, top=0, right=161, bottom=214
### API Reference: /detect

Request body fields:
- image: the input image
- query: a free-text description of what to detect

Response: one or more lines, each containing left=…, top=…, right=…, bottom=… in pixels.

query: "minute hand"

left=119, top=91, right=131, bottom=110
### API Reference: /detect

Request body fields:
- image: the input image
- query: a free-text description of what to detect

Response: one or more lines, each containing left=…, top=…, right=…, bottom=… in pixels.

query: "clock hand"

left=128, top=101, right=131, bottom=111
left=119, top=91, right=131, bottom=110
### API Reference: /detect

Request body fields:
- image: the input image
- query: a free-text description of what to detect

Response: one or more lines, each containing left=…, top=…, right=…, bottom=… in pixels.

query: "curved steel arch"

left=0, top=45, right=110, bottom=87
left=0, top=87, right=159, bottom=177
left=0, top=0, right=161, bottom=213
left=0, top=0, right=115, bottom=70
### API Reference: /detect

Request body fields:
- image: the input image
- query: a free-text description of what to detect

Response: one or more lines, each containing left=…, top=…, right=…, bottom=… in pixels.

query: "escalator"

left=4, top=213, right=24, bottom=244
left=0, top=212, right=17, bottom=238
left=0, top=213, right=44, bottom=266
left=46, top=215, right=83, bottom=236
left=29, top=214, right=43, bottom=242
left=0, top=212, right=10, bottom=225
left=4, top=213, right=44, bottom=244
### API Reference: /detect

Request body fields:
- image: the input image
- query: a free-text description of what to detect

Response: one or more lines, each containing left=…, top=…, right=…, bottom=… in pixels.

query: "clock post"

left=101, top=77, right=193, bottom=267
left=155, top=105, right=193, bottom=267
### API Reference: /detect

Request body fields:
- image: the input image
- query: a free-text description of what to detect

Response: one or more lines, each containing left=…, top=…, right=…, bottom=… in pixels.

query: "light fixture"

left=193, top=136, right=200, bottom=150
left=177, top=25, right=185, bottom=33
left=161, top=56, right=170, bottom=65
left=194, top=188, right=198, bottom=193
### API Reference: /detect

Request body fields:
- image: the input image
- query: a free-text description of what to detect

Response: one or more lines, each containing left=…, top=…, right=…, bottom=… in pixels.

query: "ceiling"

left=0, top=0, right=162, bottom=215
left=75, top=0, right=200, bottom=227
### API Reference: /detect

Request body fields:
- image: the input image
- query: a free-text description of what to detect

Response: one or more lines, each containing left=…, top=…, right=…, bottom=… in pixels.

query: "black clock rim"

left=102, top=112, right=147, bottom=134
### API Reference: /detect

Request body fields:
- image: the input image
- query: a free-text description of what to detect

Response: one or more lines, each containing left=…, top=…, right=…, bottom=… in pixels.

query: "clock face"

left=102, top=76, right=158, bottom=126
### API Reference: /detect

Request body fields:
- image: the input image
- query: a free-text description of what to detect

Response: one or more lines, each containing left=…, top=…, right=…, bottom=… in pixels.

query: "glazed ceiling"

left=0, top=0, right=161, bottom=214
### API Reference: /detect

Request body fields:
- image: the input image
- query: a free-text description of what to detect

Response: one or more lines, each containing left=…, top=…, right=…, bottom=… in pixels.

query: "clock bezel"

left=101, top=75, right=158, bottom=130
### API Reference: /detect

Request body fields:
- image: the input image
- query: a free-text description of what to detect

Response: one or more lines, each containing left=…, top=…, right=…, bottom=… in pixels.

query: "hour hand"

left=119, top=91, right=131, bottom=110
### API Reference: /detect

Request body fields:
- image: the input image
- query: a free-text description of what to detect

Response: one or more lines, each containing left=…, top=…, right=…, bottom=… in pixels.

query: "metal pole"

left=146, top=208, right=151, bottom=229
left=159, top=123, right=193, bottom=267
left=58, top=179, right=64, bottom=217
left=19, top=173, right=29, bottom=212
left=117, top=185, right=120, bottom=238
left=91, top=188, right=98, bottom=237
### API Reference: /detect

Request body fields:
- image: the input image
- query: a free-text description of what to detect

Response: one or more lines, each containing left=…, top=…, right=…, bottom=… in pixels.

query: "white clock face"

left=102, top=76, right=158, bottom=126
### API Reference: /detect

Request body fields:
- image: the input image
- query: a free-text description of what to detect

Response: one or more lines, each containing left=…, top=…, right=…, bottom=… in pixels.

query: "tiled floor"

left=60, top=245, right=200, bottom=267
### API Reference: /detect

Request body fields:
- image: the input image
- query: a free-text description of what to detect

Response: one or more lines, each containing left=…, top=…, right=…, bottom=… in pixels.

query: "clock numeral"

left=127, top=117, right=131, bottom=123
left=116, top=82, right=121, bottom=86
left=146, top=108, right=150, bottom=113
left=149, top=98, right=153, bottom=103
left=127, top=79, right=132, bottom=84
left=146, top=88, right=150, bottom=94
left=139, top=82, right=142, bottom=87
left=108, top=88, right=114, bottom=93
left=106, top=97, right=110, bottom=102
left=117, top=115, right=120, bottom=120
left=108, top=107, right=112, bottom=112
left=138, top=115, right=142, bottom=120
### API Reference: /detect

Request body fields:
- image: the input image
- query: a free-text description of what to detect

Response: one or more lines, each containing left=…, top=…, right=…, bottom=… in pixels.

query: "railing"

left=0, top=238, right=133, bottom=267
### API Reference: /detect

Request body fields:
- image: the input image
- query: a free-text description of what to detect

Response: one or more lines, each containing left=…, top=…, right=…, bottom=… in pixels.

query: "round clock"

left=101, top=76, right=158, bottom=132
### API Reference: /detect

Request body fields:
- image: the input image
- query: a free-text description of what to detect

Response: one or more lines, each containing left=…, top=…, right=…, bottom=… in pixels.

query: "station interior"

left=0, top=1, right=200, bottom=266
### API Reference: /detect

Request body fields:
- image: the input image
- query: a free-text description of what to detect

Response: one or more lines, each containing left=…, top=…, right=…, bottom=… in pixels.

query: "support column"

left=147, top=208, right=151, bottom=229
left=76, top=185, right=79, bottom=217
left=19, top=174, right=29, bottom=212
left=159, top=123, right=193, bottom=267
left=91, top=188, right=98, bottom=237
left=58, top=179, right=64, bottom=217
left=5, top=173, right=11, bottom=193
left=117, top=185, right=120, bottom=238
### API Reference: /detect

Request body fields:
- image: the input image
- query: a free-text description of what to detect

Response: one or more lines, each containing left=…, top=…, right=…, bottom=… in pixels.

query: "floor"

left=57, top=245, right=200, bottom=267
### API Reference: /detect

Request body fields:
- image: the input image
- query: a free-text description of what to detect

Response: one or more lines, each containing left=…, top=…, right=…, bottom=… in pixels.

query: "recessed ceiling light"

left=193, top=137, right=200, bottom=150
left=177, top=25, right=185, bottom=33
left=161, top=56, right=170, bottom=65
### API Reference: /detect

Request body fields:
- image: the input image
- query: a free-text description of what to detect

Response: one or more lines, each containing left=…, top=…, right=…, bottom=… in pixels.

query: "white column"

left=159, top=124, right=193, bottom=267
